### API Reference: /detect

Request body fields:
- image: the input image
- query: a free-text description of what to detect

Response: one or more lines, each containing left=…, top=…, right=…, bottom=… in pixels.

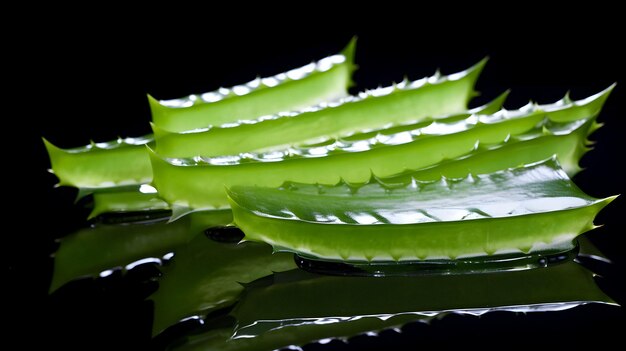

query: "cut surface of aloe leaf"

left=151, top=39, right=356, bottom=133
left=228, top=159, right=615, bottom=262
left=172, top=259, right=614, bottom=351
left=153, top=88, right=610, bottom=214
left=50, top=211, right=232, bottom=292
left=153, top=59, right=486, bottom=158
left=150, top=232, right=295, bottom=336
left=43, top=41, right=356, bottom=190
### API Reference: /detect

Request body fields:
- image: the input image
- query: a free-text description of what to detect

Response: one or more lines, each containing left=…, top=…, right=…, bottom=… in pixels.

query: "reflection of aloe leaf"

left=229, top=159, right=615, bottom=261
left=50, top=211, right=232, bottom=292
left=172, top=260, right=614, bottom=351
left=150, top=232, right=295, bottom=336
left=43, top=40, right=356, bottom=191
left=153, top=87, right=610, bottom=215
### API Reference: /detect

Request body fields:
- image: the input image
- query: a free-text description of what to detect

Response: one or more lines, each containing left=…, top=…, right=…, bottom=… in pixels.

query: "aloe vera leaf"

left=105, top=93, right=506, bottom=217
left=151, top=39, right=356, bottom=132
left=43, top=42, right=356, bottom=190
left=368, top=87, right=612, bottom=182
left=152, top=59, right=487, bottom=158
left=43, top=136, right=154, bottom=189
left=385, top=118, right=596, bottom=183
left=50, top=210, right=232, bottom=292
left=173, top=261, right=614, bottom=351
left=152, top=88, right=610, bottom=214
left=228, top=159, right=616, bottom=261
left=150, top=233, right=295, bottom=336
left=102, top=92, right=507, bottom=217
left=88, top=185, right=169, bottom=219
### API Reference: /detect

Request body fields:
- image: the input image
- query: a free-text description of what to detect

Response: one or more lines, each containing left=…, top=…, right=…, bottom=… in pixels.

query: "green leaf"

left=384, top=117, right=594, bottom=182
left=43, top=136, right=155, bottom=190
left=172, top=259, right=614, bottom=350
left=152, top=88, right=610, bottom=215
left=50, top=211, right=232, bottom=292
left=152, top=59, right=486, bottom=158
left=150, top=232, right=295, bottom=336
left=88, top=185, right=169, bottom=219
left=89, top=91, right=508, bottom=218
left=43, top=41, right=356, bottom=190
left=150, top=38, right=357, bottom=133
left=228, top=159, right=615, bottom=261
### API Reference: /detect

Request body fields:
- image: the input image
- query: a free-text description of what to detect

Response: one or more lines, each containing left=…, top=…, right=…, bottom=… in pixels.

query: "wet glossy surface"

left=228, top=160, right=613, bottom=262
left=35, top=201, right=625, bottom=350
left=149, top=88, right=609, bottom=214
left=231, top=160, right=602, bottom=223
left=41, top=216, right=625, bottom=350
left=159, top=233, right=619, bottom=350
left=152, top=59, right=484, bottom=159
left=18, top=30, right=625, bottom=351
left=164, top=87, right=611, bottom=166
left=294, top=240, right=578, bottom=276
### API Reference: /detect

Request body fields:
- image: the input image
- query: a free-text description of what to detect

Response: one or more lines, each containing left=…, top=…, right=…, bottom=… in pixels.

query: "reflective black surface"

left=9, top=17, right=626, bottom=350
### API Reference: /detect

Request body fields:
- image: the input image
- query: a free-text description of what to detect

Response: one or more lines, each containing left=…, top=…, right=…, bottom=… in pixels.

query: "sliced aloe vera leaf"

left=88, top=185, right=168, bottom=219
left=150, top=232, right=295, bottom=336
left=151, top=39, right=356, bottom=132
left=152, top=59, right=487, bottom=158
left=228, top=159, right=616, bottom=261
left=385, top=117, right=597, bottom=182
left=152, top=88, right=610, bottom=214
left=173, top=260, right=614, bottom=351
left=98, top=121, right=584, bottom=220
left=43, top=41, right=356, bottom=190
left=369, top=87, right=612, bottom=182
left=50, top=211, right=232, bottom=292
left=90, top=92, right=510, bottom=217
left=43, top=136, right=155, bottom=190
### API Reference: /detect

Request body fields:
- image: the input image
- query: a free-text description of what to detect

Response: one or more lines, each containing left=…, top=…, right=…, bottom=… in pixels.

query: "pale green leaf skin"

left=89, top=93, right=508, bottom=218
left=43, top=42, right=356, bottom=190
left=153, top=59, right=486, bottom=158
left=151, top=38, right=357, bottom=133
left=150, top=233, right=295, bottom=336
left=174, top=260, right=614, bottom=351
left=88, top=187, right=169, bottom=219
left=43, top=137, right=155, bottom=189
left=50, top=211, right=232, bottom=292
left=228, top=159, right=616, bottom=262
left=151, top=88, right=611, bottom=214
left=384, top=119, right=595, bottom=183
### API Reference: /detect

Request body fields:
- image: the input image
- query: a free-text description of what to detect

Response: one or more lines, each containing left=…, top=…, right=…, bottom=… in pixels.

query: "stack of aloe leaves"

left=45, top=39, right=618, bottom=348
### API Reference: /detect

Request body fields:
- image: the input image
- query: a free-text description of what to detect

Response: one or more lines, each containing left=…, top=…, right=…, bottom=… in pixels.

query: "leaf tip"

left=146, top=93, right=160, bottom=108
left=341, top=36, right=358, bottom=64
left=603, top=194, right=619, bottom=205
left=468, top=56, right=489, bottom=76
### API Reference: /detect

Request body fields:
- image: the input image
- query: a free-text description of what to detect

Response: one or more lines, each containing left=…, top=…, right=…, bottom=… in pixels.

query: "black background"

left=7, top=12, right=626, bottom=350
